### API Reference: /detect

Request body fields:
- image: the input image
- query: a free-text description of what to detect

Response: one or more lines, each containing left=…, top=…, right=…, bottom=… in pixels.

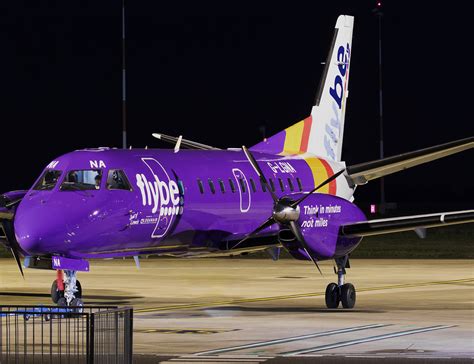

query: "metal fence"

left=0, top=305, right=133, bottom=364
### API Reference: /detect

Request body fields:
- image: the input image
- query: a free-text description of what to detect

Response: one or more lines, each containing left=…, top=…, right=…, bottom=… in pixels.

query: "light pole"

left=122, top=0, right=127, bottom=149
left=373, top=1, right=385, bottom=212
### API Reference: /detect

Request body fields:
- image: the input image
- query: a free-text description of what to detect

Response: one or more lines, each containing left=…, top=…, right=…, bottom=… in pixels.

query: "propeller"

left=10, top=247, right=24, bottom=278
left=235, top=146, right=345, bottom=274
left=1, top=195, right=25, bottom=278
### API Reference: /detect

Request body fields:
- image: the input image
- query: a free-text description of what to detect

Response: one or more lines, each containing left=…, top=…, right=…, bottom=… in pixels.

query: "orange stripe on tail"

left=299, top=116, right=313, bottom=153
left=319, top=158, right=337, bottom=195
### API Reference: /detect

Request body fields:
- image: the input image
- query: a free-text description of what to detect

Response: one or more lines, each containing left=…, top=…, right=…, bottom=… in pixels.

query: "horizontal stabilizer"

left=346, top=136, right=474, bottom=185
left=152, top=133, right=221, bottom=150
left=341, top=210, right=474, bottom=237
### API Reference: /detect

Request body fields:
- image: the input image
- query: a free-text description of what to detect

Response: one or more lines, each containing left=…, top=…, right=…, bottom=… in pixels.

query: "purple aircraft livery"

left=1, top=15, right=473, bottom=309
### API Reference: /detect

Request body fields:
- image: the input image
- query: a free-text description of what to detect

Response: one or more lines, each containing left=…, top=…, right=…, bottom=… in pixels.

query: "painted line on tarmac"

left=135, top=278, right=473, bottom=313
left=165, top=354, right=274, bottom=363
left=194, top=324, right=389, bottom=356
left=282, top=325, right=456, bottom=356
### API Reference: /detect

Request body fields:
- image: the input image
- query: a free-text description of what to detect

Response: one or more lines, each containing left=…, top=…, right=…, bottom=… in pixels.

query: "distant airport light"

left=370, top=204, right=376, bottom=214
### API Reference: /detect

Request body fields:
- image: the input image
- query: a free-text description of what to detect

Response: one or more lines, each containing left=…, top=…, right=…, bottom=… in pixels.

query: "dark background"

left=1, top=1, right=473, bottom=210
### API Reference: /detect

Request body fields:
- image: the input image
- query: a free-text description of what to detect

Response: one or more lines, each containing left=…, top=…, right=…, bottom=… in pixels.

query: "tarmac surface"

left=1, top=258, right=473, bottom=363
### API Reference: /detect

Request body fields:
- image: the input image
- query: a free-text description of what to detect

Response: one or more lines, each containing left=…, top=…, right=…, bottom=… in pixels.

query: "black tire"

left=340, top=283, right=356, bottom=309
left=70, top=298, right=84, bottom=313
left=325, top=282, right=340, bottom=308
left=51, top=280, right=63, bottom=303
left=75, top=280, right=82, bottom=298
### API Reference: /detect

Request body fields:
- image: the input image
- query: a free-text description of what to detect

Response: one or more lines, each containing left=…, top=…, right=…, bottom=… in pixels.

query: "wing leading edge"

left=341, top=210, right=474, bottom=237
left=346, top=136, right=474, bottom=185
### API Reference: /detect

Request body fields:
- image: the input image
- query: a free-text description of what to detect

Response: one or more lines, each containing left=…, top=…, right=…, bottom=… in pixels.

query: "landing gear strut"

left=325, top=255, right=356, bottom=309
left=50, top=270, right=83, bottom=307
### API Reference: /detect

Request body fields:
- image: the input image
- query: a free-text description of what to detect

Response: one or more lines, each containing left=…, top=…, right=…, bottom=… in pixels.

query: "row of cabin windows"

left=197, top=177, right=303, bottom=195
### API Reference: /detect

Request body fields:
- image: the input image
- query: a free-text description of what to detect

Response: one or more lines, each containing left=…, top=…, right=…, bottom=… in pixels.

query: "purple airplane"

left=1, top=15, right=473, bottom=309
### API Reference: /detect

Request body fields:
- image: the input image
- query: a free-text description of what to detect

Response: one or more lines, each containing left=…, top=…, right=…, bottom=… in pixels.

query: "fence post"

left=88, top=313, right=95, bottom=364
left=128, top=309, right=133, bottom=363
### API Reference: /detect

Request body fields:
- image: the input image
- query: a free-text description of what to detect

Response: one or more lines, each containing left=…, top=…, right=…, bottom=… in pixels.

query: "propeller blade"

left=5, top=198, right=23, bottom=209
left=242, top=146, right=279, bottom=203
left=10, top=247, right=24, bottom=279
left=289, top=221, right=323, bottom=275
left=291, top=169, right=346, bottom=208
left=232, top=216, right=276, bottom=250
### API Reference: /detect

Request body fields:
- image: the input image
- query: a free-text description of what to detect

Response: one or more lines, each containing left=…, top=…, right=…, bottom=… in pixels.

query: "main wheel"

left=51, top=280, right=64, bottom=303
left=325, top=282, right=340, bottom=308
left=340, top=283, right=356, bottom=309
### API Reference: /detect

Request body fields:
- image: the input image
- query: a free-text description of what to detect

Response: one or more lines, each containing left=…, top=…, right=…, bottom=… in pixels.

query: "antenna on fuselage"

left=174, top=135, right=183, bottom=153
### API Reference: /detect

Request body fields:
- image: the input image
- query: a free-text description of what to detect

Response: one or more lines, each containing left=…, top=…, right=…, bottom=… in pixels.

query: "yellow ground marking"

left=135, top=278, right=473, bottom=313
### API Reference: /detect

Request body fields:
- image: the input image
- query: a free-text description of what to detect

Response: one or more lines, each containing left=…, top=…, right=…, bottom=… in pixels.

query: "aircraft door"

left=232, top=168, right=251, bottom=213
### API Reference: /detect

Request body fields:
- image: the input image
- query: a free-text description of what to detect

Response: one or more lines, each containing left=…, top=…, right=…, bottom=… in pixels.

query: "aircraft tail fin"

left=251, top=15, right=354, bottom=161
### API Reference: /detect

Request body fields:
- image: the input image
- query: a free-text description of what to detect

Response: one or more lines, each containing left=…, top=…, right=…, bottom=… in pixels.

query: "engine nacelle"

left=279, top=193, right=366, bottom=261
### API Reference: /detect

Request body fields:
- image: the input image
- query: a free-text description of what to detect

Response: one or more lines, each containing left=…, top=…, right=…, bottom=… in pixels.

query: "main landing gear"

left=51, top=269, right=83, bottom=307
left=325, top=255, right=356, bottom=309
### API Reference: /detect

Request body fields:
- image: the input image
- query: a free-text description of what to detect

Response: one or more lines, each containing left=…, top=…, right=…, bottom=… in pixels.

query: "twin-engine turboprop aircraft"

left=1, top=15, right=473, bottom=309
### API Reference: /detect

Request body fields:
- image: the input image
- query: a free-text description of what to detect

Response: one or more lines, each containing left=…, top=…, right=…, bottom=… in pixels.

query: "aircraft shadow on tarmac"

left=204, top=305, right=385, bottom=314
left=0, top=291, right=143, bottom=304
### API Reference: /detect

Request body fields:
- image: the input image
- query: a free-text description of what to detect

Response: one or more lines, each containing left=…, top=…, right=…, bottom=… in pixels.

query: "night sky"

left=2, top=2, right=473, bottom=209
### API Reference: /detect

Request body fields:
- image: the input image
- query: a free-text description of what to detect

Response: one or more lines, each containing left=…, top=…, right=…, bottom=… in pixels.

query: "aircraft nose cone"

left=14, top=203, right=66, bottom=255
left=15, top=228, right=41, bottom=255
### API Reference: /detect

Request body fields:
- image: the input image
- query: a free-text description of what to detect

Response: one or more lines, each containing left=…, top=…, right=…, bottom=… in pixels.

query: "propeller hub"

left=272, top=198, right=300, bottom=224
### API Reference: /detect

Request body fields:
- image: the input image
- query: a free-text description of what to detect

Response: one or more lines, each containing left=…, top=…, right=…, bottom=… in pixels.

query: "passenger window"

left=208, top=178, right=216, bottom=194
left=278, top=178, right=285, bottom=192
left=238, top=178, right=246, bottom=193
left=229, top=179, right=236, bottom=193
left=296, top=177, right=303, bottom=191
left=269, top=179, right=275, bottom=192
left=260, top=179, right=267, bottom=192
left=250, top=178, right=257, bottom=193
left=197, top=179, right=204, bottom=194
left=287, top=178, right=294, bottom=192
left=107, top=170, right=132, bottom=191
left=218, top=179, right=225, bottom=193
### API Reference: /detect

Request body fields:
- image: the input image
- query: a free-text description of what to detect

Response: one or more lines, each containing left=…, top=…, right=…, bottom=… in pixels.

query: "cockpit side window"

left=33, top=170, right=62, bottom=191
left=107, top=169, right=132, bottom=191
left=61, top=170, right=102, bottom=191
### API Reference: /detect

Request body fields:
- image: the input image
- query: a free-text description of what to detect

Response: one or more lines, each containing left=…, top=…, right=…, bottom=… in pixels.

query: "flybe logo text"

left=324, top=43, right=350, bottom=160
left=330, top=43, right=350, bottom=109
left=136, top=174, right=179, bottom=214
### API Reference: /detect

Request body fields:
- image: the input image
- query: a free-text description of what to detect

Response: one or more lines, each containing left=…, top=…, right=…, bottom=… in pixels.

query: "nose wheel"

left=50, top=270, right=82, bottom=306
left=324, top=256, right=356, bottom=309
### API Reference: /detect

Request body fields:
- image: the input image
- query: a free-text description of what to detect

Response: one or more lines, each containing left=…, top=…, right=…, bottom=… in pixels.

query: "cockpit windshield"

left=33, top=170, right=62, bottom=191
left=60, top=170, right=102, bottom=191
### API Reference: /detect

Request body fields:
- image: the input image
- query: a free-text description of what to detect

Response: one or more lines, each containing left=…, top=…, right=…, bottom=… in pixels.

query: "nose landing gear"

left=50, top=269, right=83, bottom=307
left=324, top=255, right=356, bottom=309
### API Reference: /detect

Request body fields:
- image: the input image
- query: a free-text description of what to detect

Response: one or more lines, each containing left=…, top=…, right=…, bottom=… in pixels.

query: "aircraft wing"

left=346, top=136, right=474, bottom=185
left=340, top=210, right=474, bottom=237
left=152, top=133, right=221, bottom=150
